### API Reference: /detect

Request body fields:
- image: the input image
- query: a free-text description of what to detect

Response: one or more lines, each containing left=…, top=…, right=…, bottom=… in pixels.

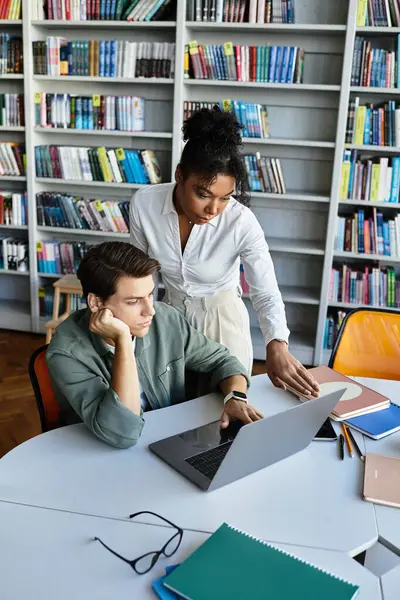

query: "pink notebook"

left=287, top=366, right=390, bottom=421
left=363, top=453, right=400, bottom=508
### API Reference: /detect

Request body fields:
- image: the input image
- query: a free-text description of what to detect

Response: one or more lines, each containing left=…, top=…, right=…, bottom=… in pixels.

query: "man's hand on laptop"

left=220, top=400, right=263, bottom=429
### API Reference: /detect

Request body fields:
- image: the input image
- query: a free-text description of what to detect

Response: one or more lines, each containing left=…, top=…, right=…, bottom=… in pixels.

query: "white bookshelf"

left=1, top=0, right=372, bottom=367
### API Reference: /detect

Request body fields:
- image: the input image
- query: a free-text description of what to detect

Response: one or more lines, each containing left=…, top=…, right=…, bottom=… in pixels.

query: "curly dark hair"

left=179, top=106, right=250, bottom=207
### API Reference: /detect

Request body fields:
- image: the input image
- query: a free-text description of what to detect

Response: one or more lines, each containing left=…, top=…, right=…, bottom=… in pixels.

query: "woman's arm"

left=129, top=191, right=149, bottom=253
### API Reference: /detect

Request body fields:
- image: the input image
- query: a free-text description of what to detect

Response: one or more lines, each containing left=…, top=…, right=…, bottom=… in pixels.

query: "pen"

left=341, top=423, right=354, bottom=458
left=339, top=434, right=345, bottom=460
left=347, top=427, right=364, bottom=461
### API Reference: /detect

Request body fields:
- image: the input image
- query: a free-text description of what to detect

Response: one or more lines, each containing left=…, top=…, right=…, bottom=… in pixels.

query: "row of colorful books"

left=34, top=93, right=145, bottom=132
left=39, top=285, right=86, bottom=318
left=323, top=311, right=346, bottom=350
left=35, top=145, right=162, bottom=185
left=351, top=36, right=400, bottom=88
left=340, top=151, right=400, bottom=203
left=335, top=208, right=400, bottom=256
left=0, top=0, right=21, bottom=20
left=34, top=0, right=175, bottom=21
left=245, top=153, right=285, bottom=194
left=0, top=34, right=23, bottom=75
left=33, top=38, right=176, bottom=79
left=36, top=240, right=91, bottom=275
left=329, top=265, right=399, bottom=308
left=183, top=100, right=270, bottom=138
left=356, top=0, right=400, bottom=27
left=36, top=192, right=130, bottom=233
left=345, top=98, right=400, bottom=147
left=187, top=0, right=295, bottom=23
left=0, top=237, right=28, bottom=272
left=0, top=192, right=27, bottom=226
left=185, top=41, right=304, bottom=83
left=0, top=93, right=24, bottom=127
left=0, top=143, right=25, bottom=177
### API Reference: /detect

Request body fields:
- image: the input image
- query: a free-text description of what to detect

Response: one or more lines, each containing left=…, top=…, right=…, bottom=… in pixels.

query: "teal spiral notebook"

left=164, top=523, right=360, bottom=600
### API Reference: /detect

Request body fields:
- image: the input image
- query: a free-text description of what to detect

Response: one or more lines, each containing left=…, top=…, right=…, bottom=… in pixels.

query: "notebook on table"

left=363, top=453, right=400, bottom=508
left=286, top=366, right=390, bottom=421
left=345, top=403, right=400, bottom=439
left=163, top=523, right=360, bottom=600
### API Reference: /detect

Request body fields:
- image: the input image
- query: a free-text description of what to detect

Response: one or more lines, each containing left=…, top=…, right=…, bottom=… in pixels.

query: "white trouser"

left=163, top=287, right=253, bottom=376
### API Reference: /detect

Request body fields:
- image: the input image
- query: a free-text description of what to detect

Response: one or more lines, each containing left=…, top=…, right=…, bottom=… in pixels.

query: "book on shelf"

left=356, top=0, right=400, bottom=27
left=0, top=94, right=24, bottom=127
left=33, top=0, right=176, bottom=22
left=244, top=153, right=286, bottom=193
left=340, top=150, right=400, bottom=202
left=35, top=92, right=145, bottom=132
left=39, top=286, right=85, bottom=318
left=335, top=207, right=400, bottom=257
left=345, top=97, right=400, bottom=147
left=0, top=143, right=25, bottom=177
left=33, top=38, right=176, bottom=79
left=323, top=311, right=346, bottom=351
left=0, top=0, right=21, bottom=20
left=0, top=192, right=27, bottom=226
left=351, top=36, right=400, bottom=88
left=37, top=240, right=93, bottom=275
left=35, top=145, right=162, bottom=185
left=187, top=0, right=295, bottom=23
left=183, top=99, right=269, bottom=138
left=36, top=192, right=130, bottom=233
left=185, top=40, right=304, bottom=83
left=0, top=236, right=28, bottom=272
left=329, top=265, right=399, bottom=308
left=0, top=34, right=23, bottom=75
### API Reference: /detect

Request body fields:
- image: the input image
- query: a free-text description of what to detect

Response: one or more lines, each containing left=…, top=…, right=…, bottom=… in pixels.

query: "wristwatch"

left=223, top=390, right=248, bottom=405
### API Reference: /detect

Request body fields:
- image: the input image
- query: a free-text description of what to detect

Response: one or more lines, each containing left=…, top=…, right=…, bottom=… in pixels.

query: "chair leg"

left=65, top=292, right=71, bottom=315
left=52, top=288, right=61, bottom=320
left=45, top=328, right=53, bottom=344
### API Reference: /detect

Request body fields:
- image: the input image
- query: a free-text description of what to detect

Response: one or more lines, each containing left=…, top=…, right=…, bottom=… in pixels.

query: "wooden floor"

left=0, top=330, right=268, bottom=459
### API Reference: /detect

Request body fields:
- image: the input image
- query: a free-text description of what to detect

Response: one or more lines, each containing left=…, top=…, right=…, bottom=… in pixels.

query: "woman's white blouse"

left=130, top=183, right=290, bottom=347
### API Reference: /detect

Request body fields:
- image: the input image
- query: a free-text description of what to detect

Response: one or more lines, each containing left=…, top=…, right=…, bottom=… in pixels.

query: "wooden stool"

left=45, top=274, right=83, bottom=344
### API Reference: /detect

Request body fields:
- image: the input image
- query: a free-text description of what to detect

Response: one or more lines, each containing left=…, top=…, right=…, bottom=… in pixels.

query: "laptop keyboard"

left=185, top=442, right=233, bottom=480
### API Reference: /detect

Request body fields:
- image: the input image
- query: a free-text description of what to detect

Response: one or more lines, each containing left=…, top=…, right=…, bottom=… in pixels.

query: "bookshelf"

left=2, top=0, right=377, bottom=368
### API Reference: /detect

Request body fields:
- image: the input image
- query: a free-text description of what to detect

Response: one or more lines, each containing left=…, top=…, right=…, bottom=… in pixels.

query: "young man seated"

left=47, top=242, right=263, bottom=448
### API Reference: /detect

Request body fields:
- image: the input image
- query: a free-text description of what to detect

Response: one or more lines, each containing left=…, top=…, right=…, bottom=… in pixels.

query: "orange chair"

left=29, top=344, right=60, bottom=432
left=329, top=308, right=400, bottom=381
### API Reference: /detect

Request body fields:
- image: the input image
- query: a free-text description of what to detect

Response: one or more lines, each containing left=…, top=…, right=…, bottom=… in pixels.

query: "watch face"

left=232, top=390, right=247, bottom=399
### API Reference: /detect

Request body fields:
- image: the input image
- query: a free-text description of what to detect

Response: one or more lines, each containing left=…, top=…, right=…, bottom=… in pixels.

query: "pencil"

left=339, top=434, right=345, bottom=460
left=347, top=427, right=364, bottom=461
left=341, top=423, right=353, bottom=458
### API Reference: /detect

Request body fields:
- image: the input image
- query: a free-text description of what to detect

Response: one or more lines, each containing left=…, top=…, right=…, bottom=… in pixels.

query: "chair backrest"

left=329, top=308, right=400, bottom=380
left=28, top=344, right=60, bottom=432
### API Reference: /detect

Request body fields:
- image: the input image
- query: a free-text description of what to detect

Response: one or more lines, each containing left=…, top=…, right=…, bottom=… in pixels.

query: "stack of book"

left=0, top=0, right=21, bottom=20
left=36, top=192, right=130, bottom=233
left=340, top=150, right=400, bottom=202
left=0, top=192, right=27, bottom=226
left=35, top=145, right=162, bottom=185
left=335, top=207, right=400, bottom=256
left=356, top=0, right=400, bottom=27
left=183, top=100, right=269, bottom=138
left=0, top=237, right=28, bottom=272
left=329, top=265, right=399, bottom=308
left=345, top=97, right=400, bottom=147
left=37, top=240, right=92, bottom=275
left=0, top=94, right=24, bottom=127
left=34, top=93, right=145, bottom=132
left=34, top=0, right=175, bottom=21
left=185, top=41, right=304, bottom=83
left=351, top=36, right=400, bottom=88
left=39, top=286, right=85, bottom=318
left=33, top=38, right=176, bottom=79
left=0, top=143, right=25, bottom=177
left=187, top=0, right=295, bottom=22
left=0, top=34, right=23, bottom=74
left=323, top=311, right=347, bottom=350
left=245, top=153, right=285, bottom=193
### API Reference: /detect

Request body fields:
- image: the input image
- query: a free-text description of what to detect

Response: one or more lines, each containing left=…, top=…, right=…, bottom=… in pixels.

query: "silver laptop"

left=149, top=390, right=344, bottom=492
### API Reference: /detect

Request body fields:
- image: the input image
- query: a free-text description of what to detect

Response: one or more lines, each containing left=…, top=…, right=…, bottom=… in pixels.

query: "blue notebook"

left=152, top=565, right=180, bottom=600
left=345, top=403, right=400, bottom=439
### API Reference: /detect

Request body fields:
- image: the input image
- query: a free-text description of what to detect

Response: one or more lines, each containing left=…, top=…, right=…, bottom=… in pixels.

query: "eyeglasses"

left=94, top=511, right=183, bottom=575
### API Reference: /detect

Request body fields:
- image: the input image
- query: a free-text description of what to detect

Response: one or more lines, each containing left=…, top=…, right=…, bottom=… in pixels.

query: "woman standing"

left=130, top=107, right=319, bottom=397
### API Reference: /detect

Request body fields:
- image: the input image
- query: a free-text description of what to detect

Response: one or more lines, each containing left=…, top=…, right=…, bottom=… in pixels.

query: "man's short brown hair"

left=77, top=242, right=160, bottom=301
